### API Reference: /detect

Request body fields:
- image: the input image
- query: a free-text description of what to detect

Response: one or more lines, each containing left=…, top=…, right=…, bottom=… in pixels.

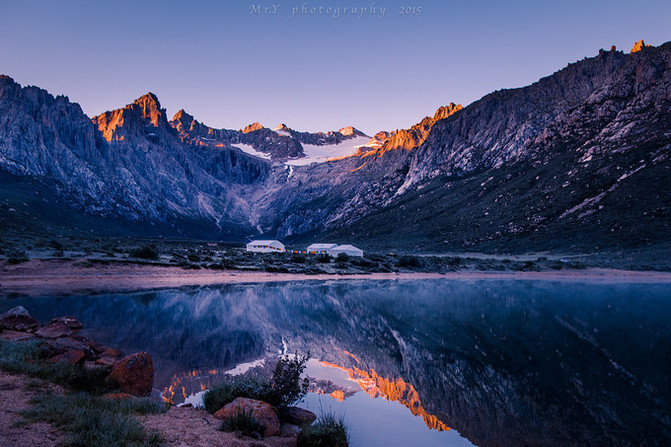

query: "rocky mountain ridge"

left=169, top=109, right=368, bottom=162
left=1, top=40, right=670, bottom=252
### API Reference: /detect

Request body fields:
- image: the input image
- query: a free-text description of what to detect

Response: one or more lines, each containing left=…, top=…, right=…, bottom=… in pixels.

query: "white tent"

left=246, top=240, right=285, bottom=253
left=328, top=244, right=364, bottom=257
left=306, top=243, right=337, bottom=254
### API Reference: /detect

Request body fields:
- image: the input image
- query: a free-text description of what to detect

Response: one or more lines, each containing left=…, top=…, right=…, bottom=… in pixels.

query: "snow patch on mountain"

left=232, top=143, right=271, bottom=160
left=286, top=136, right=371, bottom=166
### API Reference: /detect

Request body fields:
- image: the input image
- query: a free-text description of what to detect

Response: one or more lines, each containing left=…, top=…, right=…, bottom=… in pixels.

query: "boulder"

left=0, top=306, right=40, bottom=332
left=85, top=340, right=111, bottom=354
left=0, top=330, right=37, bottom=341
left=35, top=321, right=73, bottom=339
left=95, top=348, right=125, bottom=366
left=278, top=406, right=317, bottom=426
left=214, top=397, right=281, bottom=437
left=48, top=349, right=86, bottom=365
left=0, top=315, right=40, bottom=332
left=106, top=352, right=154, bottom=397
left=41, top=337, right=96, bottom=360
left=50, top=316, right=83, bottom=331
left=0, top=306, right=30, bottom=319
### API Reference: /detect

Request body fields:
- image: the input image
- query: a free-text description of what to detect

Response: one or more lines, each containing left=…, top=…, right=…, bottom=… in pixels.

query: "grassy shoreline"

left=0, top=339, right=166, bottom=447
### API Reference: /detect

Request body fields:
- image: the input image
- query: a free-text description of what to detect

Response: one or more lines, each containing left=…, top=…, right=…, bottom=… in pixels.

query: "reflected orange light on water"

left=161, top=353, right=450, bottom=432
left=318, top=353, right=451, bottom=432
left=162, top=369, right=219, bottom=405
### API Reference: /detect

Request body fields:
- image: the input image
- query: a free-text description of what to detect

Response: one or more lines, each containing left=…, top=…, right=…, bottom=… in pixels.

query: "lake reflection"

left=2, top=279, right=670, bottom=446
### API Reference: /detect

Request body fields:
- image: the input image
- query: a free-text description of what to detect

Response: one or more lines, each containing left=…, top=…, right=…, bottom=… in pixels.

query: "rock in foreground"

left=107, top=352, right=154, bottom=397
left=35, top=321, right=73, bottom=339
left=214, top=397, right=281, bottom=436
left=279, top=406, right=317, bottom=426
left=0, top=306, right=40, bottom=332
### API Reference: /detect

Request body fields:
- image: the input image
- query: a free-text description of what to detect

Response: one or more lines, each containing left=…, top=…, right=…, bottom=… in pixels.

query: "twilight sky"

left=1, top=0, right=670, bottom=134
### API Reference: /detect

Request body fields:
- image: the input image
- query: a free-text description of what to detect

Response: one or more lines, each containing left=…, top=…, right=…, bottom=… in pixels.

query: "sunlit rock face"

left=93, top=93, right=171, bottom=142
left=371, top=102, right=463, bottom=155
left=631, top=39, right=652, bottom=53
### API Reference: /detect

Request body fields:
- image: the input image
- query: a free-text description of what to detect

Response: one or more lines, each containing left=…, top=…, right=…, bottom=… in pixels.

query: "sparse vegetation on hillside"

left=1, top=232, right=670, bottom=274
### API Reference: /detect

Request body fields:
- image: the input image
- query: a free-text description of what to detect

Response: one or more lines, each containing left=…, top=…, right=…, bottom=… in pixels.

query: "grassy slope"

left=318, top=144, right=671, bottom=255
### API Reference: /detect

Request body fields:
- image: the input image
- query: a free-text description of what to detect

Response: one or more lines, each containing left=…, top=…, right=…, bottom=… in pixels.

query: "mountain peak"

left=338, top=126, right=367, bottom=137
left=242, top=122, right=265, bottom=133
left=0, top=75, right=18, bottom=98
left=133, top=92, right=161, bottom=112
left=129, top=92, right=166, bottom=129
left=274, top=123, right=292, bottom=133
left=433, top=103, right=462, bottom=121
left=172, top=109, right=193, bottom=124
left=631, top=39, right=652, bottom=53
left=0, top=74, right=16, bottom=84
left=170, top=109, right=197, bottom=135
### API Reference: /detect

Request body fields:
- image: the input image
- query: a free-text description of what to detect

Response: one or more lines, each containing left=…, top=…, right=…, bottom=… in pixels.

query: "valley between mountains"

left=1, top=40, right=670, bottom=255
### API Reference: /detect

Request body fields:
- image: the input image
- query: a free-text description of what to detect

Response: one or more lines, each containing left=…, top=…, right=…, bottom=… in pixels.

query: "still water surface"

left=2, top=279, right=670, bottom=446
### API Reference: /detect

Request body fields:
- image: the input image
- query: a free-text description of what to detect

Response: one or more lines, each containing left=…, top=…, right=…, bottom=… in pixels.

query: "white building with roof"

left=328, top=244, right=364, bottom=257
left=246, top=240, right=285, bottom=253
left=306, top=243, right=337, bottom=254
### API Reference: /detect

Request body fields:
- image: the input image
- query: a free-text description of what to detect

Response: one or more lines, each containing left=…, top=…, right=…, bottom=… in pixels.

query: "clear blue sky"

left=1, top=0, right=670, bottom=135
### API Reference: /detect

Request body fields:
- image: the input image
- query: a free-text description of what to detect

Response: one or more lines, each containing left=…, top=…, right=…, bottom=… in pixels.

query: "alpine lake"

left=2, top=278, right=670, bottom=447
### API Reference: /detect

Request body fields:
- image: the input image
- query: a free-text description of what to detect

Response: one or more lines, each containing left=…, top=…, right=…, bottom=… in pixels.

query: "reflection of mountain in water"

left=4, top=279, right=671, bottom=447
left=318, top=353, right=451, bottom=432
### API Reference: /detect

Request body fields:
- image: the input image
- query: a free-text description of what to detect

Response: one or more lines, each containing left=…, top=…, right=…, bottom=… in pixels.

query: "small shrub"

left=316, top=254, right=331, bottom=264
left=291, top=254, right=307, bottom=263
left=67, top=366, right=119, bottom=395
left=514, top=261, right=537, bottom=271
left=447, top=256, right=463, bottom=267
left=298, top=413, right=349, bottom=447
left=219, top=409, right=265, bottom=438
left=397, top=255, right=421, bottom=268
left=335, top=253, right=349, bottom=263
left=221, top=259, right=236, bottom=269
left=266, top=352, right=310, bottom=407
left=187, top=252, right=201, bottom=263
left=53, top=248, right=65, bottom=257
left=130, top=245, right=159, bottom=260
left=203, top=383, right=234, bottom=414
left=350, top=257, right=375, bottom=268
